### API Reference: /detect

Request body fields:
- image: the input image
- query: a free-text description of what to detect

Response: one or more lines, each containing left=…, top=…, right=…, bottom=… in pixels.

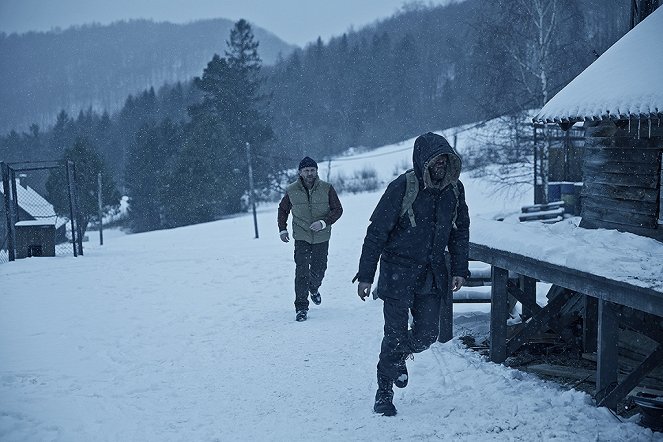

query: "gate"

left=1, top=160, right=83, bottom=263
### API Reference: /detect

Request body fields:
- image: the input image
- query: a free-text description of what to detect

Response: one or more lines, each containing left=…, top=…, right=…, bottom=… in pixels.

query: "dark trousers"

left=377, top=292, right=442, bottom=381
left=294, top=240, right=329, bottom=312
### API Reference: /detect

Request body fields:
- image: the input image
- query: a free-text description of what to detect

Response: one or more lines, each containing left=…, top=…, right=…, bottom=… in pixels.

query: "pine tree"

left=125, top=120, right=181, bottom=232
left=170, top=19, right=273, bottom=221
left=46, top=137, right=121, bottom=237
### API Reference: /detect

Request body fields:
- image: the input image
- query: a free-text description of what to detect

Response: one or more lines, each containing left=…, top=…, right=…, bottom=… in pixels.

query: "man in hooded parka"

left=355, top=132, right=470, bottom=416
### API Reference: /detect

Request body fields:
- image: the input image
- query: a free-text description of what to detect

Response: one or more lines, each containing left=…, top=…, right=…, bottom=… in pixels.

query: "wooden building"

left=455, top=6, right=663, bottom=417
left=533, top=6, right=663, bottom=241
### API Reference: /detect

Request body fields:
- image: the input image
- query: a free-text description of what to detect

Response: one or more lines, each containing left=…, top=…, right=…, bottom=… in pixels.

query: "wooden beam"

left=596, top=300, right=619, bottom=408
left=521, top=276, right=537, bottom=320
left=615, top=309, right=663, bottom=345
left=490, top=266, right=509, bottom=363
left=506, top=286, right=573, bottom=356
left=583, top=296, right=598, bottom=353
left=469, top=243, right=663, bottom=317
left=598, top=344, right=663, bottom=409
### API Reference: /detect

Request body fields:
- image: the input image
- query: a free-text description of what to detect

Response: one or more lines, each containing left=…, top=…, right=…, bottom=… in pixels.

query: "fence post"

left=97, top=172, right=103, bottom=246
left=72, top=163, right=84, bottom=256
left=245, top=142, right=259, bottom=239
left=66, top=161, right=78, bottom=257
left=1, top=162, right=15, bottom=261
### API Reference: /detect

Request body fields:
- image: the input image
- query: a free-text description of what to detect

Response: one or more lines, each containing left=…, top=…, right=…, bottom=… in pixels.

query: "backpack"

left=399, top=169, right=460, bottom=229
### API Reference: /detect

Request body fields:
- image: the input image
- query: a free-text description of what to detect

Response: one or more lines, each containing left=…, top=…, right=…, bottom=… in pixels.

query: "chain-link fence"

left=1, top=161, right=83, bottom=263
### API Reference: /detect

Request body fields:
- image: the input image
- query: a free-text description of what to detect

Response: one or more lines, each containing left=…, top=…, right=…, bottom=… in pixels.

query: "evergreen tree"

left=170, top=19, right=273, bottom=221
left=46, top=137, right=121, bottom=237
left=125, top=120, right=181, bottom=232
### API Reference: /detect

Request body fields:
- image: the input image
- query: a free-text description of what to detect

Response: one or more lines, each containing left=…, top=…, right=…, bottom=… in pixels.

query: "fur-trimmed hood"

left=412, top=132, right=462, bottom=190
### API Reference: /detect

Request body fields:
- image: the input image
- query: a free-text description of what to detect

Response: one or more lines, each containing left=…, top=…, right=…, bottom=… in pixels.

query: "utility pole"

left=246, top=142, right=259, bottom=239
left=97, top=172, right=104, bottom=246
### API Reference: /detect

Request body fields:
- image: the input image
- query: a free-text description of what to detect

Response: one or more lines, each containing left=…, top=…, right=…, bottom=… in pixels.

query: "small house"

left=0, top=178, right=68, bottom=253
left=533, top=6, right=663, bottom=241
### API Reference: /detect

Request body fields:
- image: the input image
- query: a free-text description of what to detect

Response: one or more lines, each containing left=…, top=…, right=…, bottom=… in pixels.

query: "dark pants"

left=294, top=240, right=329, bottom=312
left=377, top=291, right=442, bottom=381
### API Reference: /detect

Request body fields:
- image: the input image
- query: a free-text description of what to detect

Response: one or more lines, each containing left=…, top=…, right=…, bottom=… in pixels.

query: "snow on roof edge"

left=534, top=7, right=663, bottom=123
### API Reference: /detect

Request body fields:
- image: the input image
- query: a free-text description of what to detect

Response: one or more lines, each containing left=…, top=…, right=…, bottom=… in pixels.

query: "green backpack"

left=399, top=169, right=460, bottom=229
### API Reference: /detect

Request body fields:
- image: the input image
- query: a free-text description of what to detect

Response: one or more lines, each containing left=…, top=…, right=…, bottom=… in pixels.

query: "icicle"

left=628, top=115, right=631, bottom=132
left=648, top=118, right=652, bottom=138
left=637, top=118, right=641, bottom=140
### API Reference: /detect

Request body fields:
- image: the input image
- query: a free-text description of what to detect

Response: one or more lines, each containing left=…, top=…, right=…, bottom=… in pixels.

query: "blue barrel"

left=561, top=182, right=576, bottom=214
left=573, top=182, right=583, bottom=215
left=547, top=182, right=561, bottom=202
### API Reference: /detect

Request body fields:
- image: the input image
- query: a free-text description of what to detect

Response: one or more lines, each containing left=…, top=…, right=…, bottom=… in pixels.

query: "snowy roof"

left=15, top=219, right=56, bottom=227
left=0, top=180, right=67, bottom=229
left=534, top=7, right=663, bottom=123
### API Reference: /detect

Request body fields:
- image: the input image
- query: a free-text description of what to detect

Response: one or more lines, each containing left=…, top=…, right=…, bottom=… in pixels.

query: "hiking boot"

left=310, top=290, right=322, bottom=305
left=295, top=310, right=308, bottom=322
left=373, top=376, right=397, bottom=416
left=394, top=353, right=413, bottom=389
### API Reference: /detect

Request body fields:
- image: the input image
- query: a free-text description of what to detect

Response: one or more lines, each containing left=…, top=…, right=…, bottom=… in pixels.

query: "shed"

left=0, top=178, right=68, bottom=244
left=15, top=219, right=56, bottom=258
left=533, top=6, right=663, bottom=241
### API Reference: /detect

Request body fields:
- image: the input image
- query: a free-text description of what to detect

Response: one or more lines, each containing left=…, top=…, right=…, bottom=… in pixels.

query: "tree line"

left=0, top=0, right=630, bottom=233
left=0, top=18, right=295, bottom=134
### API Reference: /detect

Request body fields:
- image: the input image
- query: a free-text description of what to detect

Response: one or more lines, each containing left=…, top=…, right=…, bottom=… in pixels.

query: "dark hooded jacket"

left=356, top=132, right=470, bottom=302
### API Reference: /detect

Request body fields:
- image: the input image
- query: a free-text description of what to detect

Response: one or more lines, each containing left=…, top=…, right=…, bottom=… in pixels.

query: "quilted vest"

left=287, top=178, right=332, bottom=244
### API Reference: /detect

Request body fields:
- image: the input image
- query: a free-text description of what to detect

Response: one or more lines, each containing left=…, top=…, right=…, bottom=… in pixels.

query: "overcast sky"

left=0, top=0, right=453, bottom=47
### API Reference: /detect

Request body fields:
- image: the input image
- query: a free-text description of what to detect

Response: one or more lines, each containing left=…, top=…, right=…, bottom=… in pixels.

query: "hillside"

left=1, top=131, right=658, bottom=439
left=0, top=18, right=297, bottom=133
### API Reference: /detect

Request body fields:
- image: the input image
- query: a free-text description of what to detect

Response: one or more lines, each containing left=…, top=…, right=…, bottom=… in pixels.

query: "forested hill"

left=266, top=0, right=630, bottom=160
left=0, top=18, right=297, bottom=133
left=0, top=0, right=632, bottom=222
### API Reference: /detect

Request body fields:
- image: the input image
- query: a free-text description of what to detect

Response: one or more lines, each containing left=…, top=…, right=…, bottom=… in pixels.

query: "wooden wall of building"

left=580, top=120, right=663, bottom=241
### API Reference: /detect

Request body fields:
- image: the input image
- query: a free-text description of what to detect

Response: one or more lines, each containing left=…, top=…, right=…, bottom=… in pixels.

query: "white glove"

left=310, top=220, right=326, bottom=231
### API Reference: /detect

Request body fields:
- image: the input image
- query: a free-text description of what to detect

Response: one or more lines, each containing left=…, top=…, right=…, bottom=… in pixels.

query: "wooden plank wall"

left=580, top=120, right=663, bottom=241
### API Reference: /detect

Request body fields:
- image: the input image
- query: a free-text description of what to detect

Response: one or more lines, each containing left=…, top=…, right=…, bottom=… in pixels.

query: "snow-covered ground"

left=2, top=134, right=662, bottom=441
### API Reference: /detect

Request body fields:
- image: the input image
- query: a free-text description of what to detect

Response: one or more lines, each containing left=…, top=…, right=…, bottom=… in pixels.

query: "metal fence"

left=1, top=161, right=83, bottom=263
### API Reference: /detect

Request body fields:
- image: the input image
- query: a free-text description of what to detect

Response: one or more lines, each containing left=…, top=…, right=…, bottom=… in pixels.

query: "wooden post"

left=596, top=299, right=619, bottom=408
left=583, top=296, right=598, bottom=353
left=1, top=162, right=15, bottom=261
left=72, top=162, right=84, bottom=256
left=245, top=142, right=259, bottom=239
left=490, top=266, right=509, bottom=363
left=520, top=275, right=537, bottom=321
left=97, top=172, right=103, bottom=246
left=66, top=161, right=78, bottom=257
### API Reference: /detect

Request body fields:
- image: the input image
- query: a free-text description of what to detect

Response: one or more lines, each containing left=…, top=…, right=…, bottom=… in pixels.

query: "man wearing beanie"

left=278, top=156, right=343, bottom=322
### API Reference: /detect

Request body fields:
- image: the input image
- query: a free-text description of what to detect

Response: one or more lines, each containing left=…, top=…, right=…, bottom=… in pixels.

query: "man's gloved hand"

left=452, top=276, right=466, bottom=292
left=357, top=282, right=372, bottom=301
left=309, top=220, right=325, bottom=231
left=279, top=231, right=290, bottom=243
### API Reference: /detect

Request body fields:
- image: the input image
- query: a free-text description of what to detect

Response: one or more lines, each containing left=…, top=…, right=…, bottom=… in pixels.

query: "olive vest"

left=287, top=178, right=332, bottom=244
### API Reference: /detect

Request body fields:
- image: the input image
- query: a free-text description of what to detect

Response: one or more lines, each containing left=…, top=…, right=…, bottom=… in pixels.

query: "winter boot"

left=310, top=290, right=322, bottom=305
left=373, top=376, right=397, bottom=416
left=394, top=353, right=413, bottom=388
left=296, top=310, right=308, bottom=322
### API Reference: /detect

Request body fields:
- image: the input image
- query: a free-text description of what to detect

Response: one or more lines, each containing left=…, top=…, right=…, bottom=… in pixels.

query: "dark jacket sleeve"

left=448, top=180, right=470, bottom=278
left=277, top=193, right=291, bottom=232
left=324, top=185, right=343, bottom=225
left=356, top=178, right=405, bottom=284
